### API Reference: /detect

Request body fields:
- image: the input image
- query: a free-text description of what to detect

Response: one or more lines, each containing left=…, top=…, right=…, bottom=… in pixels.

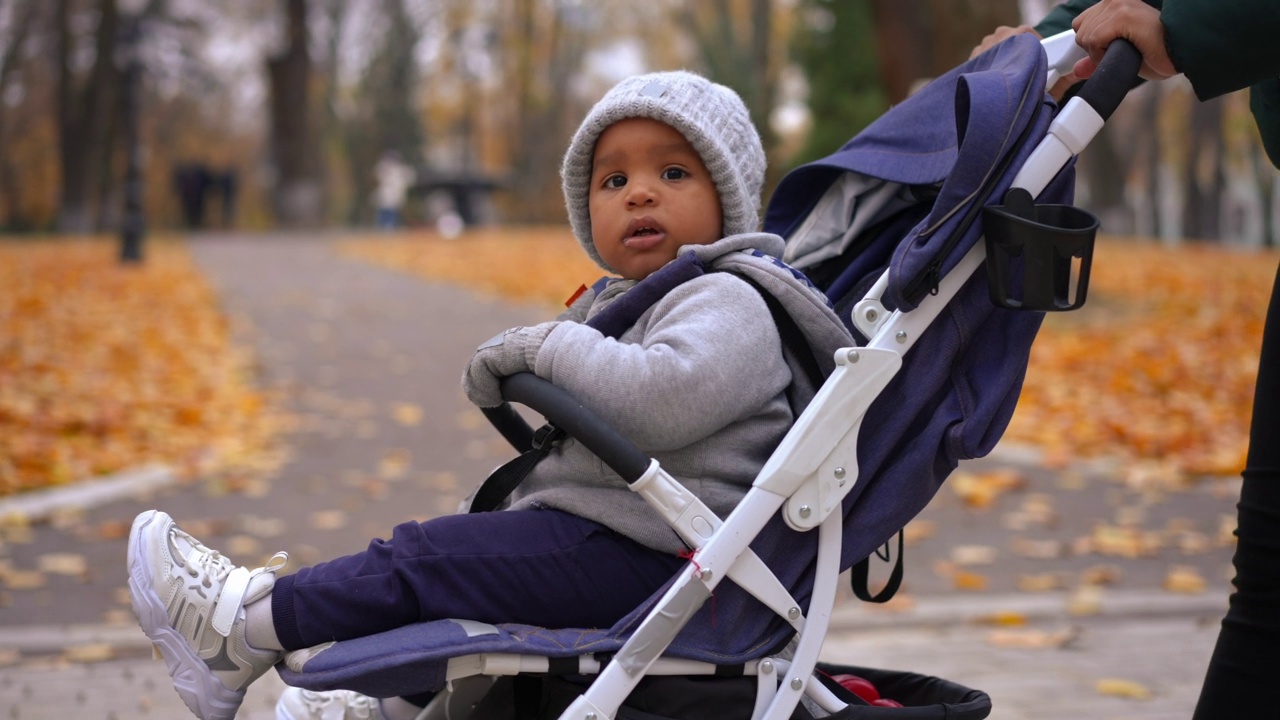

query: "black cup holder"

left=983, top=187, right=1100, bottom=311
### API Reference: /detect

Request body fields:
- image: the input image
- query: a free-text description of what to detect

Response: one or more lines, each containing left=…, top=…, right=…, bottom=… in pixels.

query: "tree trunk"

left=501, top=0, right=587, bottom=223
left=679, top=1, right=778, bottom=184
left=0, top=0, right=39, bottom=229
left=56, top=0, right=121, bottom=233
left=1182, top=97, right=1223, bottom=240
left=870, top=0, right=1019, bottom=103
left=267, top=0, right=321, bottom=227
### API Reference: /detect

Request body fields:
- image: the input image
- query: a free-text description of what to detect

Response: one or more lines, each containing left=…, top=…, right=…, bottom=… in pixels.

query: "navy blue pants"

left=271, top=508, right=686, bottom=651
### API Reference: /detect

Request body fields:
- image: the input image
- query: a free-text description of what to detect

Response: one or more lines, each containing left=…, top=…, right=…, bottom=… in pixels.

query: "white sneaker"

left=128, top=509, right=288, bottom=720
left=276, top=688, right=386, bottom=720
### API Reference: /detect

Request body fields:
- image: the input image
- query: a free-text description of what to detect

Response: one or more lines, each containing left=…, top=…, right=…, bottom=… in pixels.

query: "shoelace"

left=178, top=528, right=235, bottom=590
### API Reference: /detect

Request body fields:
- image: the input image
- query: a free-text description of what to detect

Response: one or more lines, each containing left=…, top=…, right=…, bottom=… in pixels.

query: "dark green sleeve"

left=1033, top=0, right=1100, bottom=37
left=1029, top=0, right=1280, bottom=167
left=1161, top=0, right=1280, bottom=101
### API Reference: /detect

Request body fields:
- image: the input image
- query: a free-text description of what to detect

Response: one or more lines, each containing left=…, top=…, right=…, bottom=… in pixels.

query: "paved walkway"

left=0, top=233, right=1238, bottom=719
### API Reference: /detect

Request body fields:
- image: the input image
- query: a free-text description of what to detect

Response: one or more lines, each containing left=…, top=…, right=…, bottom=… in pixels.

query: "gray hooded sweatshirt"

left=508, top=233, right=852, bottom=555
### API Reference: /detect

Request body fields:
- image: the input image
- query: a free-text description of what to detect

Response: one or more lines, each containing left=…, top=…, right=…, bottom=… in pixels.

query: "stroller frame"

left=284, top=32, right=1141, bottom=720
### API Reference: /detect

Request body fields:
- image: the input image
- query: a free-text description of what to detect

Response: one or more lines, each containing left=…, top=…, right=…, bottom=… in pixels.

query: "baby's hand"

left=462, top=323, right=560, bottom=407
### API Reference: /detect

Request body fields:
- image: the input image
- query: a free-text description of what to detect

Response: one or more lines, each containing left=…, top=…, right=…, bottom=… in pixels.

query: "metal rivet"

left=790, top=678, right=804, bottom=690
left=865, top=308, right=878, bottom=322
left=896, top=331, right=908, bottom=343
left=787, top=607, right=801, bottom=620
left=834, top=467, right=846, bottom=479
left=760, top=660, right=774, bottom=674
left=798, top=505, right=811, bottom=518
left=845, top=349, right=860, bottom=363
left=700, top=569, right=713, bottom=582
left=585, top=714, right=597, bottom=720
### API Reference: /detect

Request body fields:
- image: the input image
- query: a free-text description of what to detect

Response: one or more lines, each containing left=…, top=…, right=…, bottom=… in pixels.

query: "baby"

left=127, top=70, right=849, bottom=720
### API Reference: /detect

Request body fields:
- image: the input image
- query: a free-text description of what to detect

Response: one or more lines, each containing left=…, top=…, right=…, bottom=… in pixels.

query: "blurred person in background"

left=372, top=150, right=417, bottom=230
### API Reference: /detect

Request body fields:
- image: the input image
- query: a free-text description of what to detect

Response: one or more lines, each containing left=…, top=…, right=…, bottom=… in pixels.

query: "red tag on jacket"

left=564, top=284, right=588, bottom=308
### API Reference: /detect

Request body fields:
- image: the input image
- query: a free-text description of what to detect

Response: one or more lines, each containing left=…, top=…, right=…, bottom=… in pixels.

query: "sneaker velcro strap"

left=212, top=566, right=253, bottom=637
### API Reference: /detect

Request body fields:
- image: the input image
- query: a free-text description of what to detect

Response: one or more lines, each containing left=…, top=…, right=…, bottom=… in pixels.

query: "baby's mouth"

left=623, top=217, right=666, bottom=247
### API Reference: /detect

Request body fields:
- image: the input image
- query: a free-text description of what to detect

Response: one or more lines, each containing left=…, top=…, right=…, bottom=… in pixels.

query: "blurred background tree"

left=0, top=0, right=1272, bottom=245
left=787, top=0, right=885, bottom=168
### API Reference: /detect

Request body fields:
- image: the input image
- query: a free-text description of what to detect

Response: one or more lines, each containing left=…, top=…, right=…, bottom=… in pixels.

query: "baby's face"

left=588, top=118, right=723, bottom=281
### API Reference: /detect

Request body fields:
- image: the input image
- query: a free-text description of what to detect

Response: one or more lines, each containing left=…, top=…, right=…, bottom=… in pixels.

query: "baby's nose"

left=626, top=184, right=657, bottom=206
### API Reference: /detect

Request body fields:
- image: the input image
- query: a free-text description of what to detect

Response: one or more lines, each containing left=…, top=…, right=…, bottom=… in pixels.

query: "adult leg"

left=1193, top=261, right=1280, bottom=719
left=271, top=508, right=686, bottom=651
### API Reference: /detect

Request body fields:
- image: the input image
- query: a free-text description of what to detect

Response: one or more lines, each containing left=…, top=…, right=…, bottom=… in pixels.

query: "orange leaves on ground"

left=1007, top=239, right=1277, bottom=477
left=0, top=238, right=284, bottom=496
left=343, top=230, right=1276, bottom=476
left=949, top=468, right=1027, bottom=508
left=340, top=227, right=603, bottom=310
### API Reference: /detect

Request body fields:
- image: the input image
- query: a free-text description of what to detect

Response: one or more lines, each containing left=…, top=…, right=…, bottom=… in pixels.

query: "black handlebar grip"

left=1074, top=38, right=1142, bottom=121
left=481, top=403, right=536, bottom=452
left=499, top=372, right=652, bottom=484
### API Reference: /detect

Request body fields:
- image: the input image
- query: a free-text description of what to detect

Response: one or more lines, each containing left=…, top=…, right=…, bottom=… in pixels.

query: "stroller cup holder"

left=982, top=187, right=1099, bottom=311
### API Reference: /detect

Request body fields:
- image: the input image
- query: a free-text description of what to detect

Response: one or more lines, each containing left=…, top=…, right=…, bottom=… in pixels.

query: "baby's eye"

left=603, top=175, right=626, bottom=189
left=661, top=167, right=689, bottom=181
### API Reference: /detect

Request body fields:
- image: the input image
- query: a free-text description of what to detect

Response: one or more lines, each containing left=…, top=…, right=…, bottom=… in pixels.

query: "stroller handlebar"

left=1074, top=38, right=1143, bottom=120
left=492, top=372, right=651, bottom=484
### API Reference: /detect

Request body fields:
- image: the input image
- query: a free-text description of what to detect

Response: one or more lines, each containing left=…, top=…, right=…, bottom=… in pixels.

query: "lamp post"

left=118, top=0, right=146, bottom=264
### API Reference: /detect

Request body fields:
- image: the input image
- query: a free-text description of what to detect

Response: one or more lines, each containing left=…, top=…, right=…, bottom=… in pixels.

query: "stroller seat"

left=278, top=31, right=1138, bottom=720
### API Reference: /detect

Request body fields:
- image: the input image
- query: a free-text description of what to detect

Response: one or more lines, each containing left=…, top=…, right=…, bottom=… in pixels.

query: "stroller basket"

left=468, top=663, right=991, bottom=720
left=816, top=663, right=991, bottom=719
left=983, top=186, right=1100, bottom=311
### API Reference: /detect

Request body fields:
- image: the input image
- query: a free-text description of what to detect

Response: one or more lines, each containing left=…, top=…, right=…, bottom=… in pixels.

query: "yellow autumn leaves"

left=348, top=229, right=1276, bottom=480
left=341, top=226, right=603, bottom=309
left=2, top=230, right=1274, bottom=496
left=0, top=238, right=284, bottom=496
left=1008, top=239, right=1276, bottom=477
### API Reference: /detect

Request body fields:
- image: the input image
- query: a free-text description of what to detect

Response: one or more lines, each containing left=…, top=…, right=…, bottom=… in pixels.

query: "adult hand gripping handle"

left=1074, top=38, right=1142, bottom=121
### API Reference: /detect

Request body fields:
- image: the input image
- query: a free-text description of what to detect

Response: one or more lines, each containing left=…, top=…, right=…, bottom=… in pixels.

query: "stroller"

left=277, top=32, right=1139, bottom=720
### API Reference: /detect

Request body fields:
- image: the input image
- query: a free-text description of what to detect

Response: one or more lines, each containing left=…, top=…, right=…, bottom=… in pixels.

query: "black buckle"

left=531, top=423, right=565, bottom=451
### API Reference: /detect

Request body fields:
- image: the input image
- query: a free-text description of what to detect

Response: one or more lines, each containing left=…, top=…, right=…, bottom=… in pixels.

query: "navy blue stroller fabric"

left=279, top=33, right=1074, bottom=697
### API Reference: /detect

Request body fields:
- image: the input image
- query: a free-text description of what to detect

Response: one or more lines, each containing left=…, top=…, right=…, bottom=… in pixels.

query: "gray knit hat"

left=561, top=70, right=766, bottom=271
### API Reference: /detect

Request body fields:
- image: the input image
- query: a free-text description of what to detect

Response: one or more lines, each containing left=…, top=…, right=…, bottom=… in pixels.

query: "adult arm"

left=1159, top=0, right=1280, bottom=99
left=1038, top=0, right=1280, bottom=166
left=1033, top=0, right=1102, bottom=37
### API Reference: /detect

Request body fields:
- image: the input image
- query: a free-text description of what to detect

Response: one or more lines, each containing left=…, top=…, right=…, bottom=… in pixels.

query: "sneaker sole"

left=128, top=509, right=245, bottom=720
left=273, top=690, right=311, bottom=720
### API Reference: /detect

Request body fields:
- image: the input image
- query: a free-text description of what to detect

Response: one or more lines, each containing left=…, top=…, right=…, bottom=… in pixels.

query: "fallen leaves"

left=933, top=561, right=991, bottom=591
left=0, top=237, right=286, bottom=497
left=1007, top=239, right=1276, bottom=478
left=1163, top=565, right=1207, bottom=594
left=36, top=553, right=87, bottom=577
left=344, top=231, right=1273, bottom=477
left=340, top=227, right=603, bottom=310
left=949, top=468, right=1027, bottom=508
left=392, top=403, right=423, bottom=427
left=62, top=644, right=115, bottom=664
left=309, top=510, right=348, bottom=531
left=1095, top=678, right=1153, bottom=700
left=987, top=627, right=1079, bottom=649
